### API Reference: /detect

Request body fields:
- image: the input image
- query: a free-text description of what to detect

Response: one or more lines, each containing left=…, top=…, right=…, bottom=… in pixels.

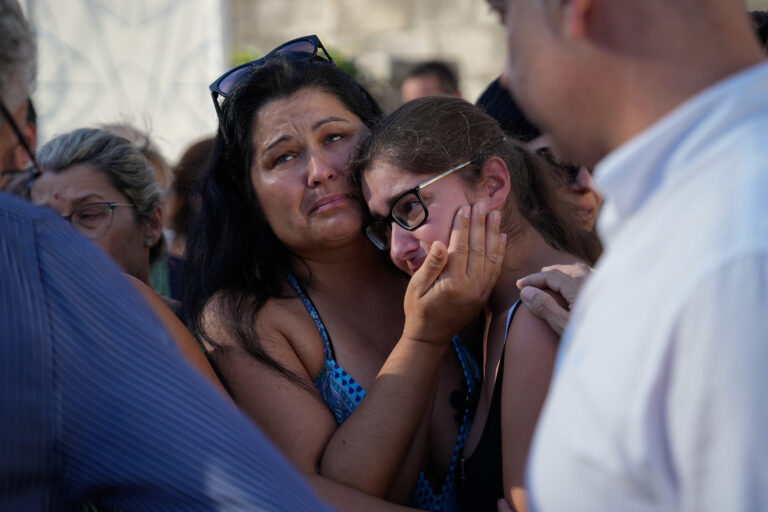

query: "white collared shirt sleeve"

left=528, top=61, right=768, bottom=512
left=669, top=254, right=768, bottom=511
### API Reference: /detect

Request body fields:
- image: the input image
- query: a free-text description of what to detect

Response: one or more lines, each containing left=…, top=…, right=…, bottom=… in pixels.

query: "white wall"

left=27, top=0, right=226, bottom=163
left=229, top=0, right=506, bottom=110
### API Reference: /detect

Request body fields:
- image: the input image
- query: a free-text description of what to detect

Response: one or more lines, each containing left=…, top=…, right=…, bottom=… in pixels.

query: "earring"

left=145, top=238, right=154, bottom=247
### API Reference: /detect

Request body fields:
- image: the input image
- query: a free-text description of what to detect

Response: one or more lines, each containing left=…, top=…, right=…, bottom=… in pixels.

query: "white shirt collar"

left=593, top=60, right=768, bottom=243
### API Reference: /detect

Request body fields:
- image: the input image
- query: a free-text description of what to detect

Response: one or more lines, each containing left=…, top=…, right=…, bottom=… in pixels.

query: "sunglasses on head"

left=534, top=146, right=581, bottom=186
left=0, top=98, right=41, bottom=200
left=208, top=34, right=333, bottom=118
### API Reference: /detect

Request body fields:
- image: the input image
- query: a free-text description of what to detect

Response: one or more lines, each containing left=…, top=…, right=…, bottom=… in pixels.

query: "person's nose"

left=306, top=152, right=338, bottom=187
left=389, top=224, right=419, bottom=273
left=569, top=166, right=594, bottom=194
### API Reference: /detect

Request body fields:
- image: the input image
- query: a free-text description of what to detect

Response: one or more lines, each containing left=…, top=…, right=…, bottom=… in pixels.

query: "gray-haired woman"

left=31, top=127, right=225, bottom=399
left=31, top=127, right=164, bottom=288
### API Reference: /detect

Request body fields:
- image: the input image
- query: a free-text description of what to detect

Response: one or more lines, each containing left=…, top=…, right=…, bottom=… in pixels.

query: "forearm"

left=306, top=473, right=421, bottom=512
left=319, top=205, right=504, bottom=497
left=385, top=405, right=431, bottom=504
left=320, top=336, right=448, bottom=497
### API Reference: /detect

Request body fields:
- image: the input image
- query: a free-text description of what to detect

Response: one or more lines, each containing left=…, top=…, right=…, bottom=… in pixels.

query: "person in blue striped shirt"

left=0, top=1, right=330, bottom=509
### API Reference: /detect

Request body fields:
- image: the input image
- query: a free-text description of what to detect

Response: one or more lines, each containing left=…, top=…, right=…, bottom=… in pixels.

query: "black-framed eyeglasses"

left=534, top=146, right=580, bottom=186
left=209, top=34, right=333, bottom=119
left=0, top=97, right=41, bottom=199
left=62, top=201, right=136, bottom=239
left=364, top=159, right=476, bottom=251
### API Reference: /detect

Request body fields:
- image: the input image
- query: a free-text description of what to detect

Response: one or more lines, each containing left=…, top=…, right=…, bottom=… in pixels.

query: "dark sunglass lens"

left=275, top=40, right=316, bottom=57
left=218, top=67, right=252, bottom=96
left=565, top=164, right=581, bottom=184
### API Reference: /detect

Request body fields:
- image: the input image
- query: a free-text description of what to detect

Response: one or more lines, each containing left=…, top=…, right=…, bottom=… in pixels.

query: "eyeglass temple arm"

left=416, top=160, right=474, bottom=190
left=0, top=100, right=38, bottom=164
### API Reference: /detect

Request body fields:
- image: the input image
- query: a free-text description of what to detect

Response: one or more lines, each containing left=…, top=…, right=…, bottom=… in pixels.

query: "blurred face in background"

left=401, top=75, right=452, bottom=103
left=528, top=134, right=602, bottom=232
left=0, top=99, right=29, bottom=189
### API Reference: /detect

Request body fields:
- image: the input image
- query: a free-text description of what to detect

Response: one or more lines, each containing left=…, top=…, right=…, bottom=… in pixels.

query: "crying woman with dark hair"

left=182, top=38, right=504, bottom=511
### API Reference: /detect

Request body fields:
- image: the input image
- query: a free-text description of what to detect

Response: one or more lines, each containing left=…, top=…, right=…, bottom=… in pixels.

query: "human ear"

left=479, top=156, right=511, bottom=212
left=143, top=206, right=164, bottom=247
left=558, top=0, right=592, bottom=41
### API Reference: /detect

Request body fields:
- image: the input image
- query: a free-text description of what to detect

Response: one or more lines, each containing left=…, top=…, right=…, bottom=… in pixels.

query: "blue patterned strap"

left=284, top=271, right=334, bottom=361
left=410, top=335, right=481, bottom=511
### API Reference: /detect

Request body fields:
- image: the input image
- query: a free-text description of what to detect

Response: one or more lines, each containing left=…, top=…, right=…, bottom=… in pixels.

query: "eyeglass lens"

left=364, top=192, right=428, bottom=251
left=364, top=221, right=391, bottom=251
left=391, top=191, right=427, bottom=229
left=68, top=203, right=115, bottom=239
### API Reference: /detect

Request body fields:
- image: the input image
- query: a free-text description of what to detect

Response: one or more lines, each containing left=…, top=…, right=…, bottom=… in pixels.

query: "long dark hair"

left=169, top=136, right=215, bottom=242
left=182, top=56, right=382, bottom=388
left=351, top=96, right=600, bottom=264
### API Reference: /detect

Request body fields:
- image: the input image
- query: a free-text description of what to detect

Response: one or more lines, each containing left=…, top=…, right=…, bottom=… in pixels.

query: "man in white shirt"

left=487, top=0, right=768, bottom=510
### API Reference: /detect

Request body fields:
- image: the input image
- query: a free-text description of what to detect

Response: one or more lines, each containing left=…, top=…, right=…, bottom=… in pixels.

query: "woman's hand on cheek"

left=402, top=203, right=506, bottom=346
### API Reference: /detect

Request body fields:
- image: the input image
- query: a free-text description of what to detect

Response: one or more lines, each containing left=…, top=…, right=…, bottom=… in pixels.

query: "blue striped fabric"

left=0, top=193, right=331, bottom=511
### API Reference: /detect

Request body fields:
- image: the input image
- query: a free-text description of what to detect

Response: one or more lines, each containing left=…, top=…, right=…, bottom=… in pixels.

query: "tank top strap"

left=451, top=335, right=481, bottom=396
left=284, top=271, right=335, bottom=361
left=504, top=300, right=522, bottom=340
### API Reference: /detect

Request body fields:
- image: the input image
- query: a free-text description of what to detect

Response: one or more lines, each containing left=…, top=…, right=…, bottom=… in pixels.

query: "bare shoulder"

left=201, top=292, right=326, bottom=379
left=505, top=302, right=559, bottom=361
left=201, top=293, right=340, bottom=473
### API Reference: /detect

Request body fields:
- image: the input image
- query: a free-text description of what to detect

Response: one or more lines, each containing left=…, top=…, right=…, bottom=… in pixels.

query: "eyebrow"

left=312, top=116, right=349, bottom=130
left=261, top=135, right=290, bottom=156
left=372, top=185, right=418, bottom=219
left=260, top=116, right=351, bottom=157
left=71, top=193, right=105, bottom=205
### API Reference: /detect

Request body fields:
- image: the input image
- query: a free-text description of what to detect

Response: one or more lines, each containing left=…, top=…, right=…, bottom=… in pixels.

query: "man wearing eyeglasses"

left=0, top=99, right=29, bottom=185
left=489, top=0, right=768, bottom=511
left=0, top=0, right=35, bottom=190
left=0, top=1, right=330, bottom=509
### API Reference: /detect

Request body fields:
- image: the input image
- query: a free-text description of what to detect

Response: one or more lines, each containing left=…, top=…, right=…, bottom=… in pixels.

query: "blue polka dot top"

left=286, top=272, right=480, bottom=511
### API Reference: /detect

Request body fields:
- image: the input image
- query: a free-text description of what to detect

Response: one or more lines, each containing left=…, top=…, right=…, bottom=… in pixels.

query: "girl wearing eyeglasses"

left=354, top=96, right=596, bottom=512
left=184, top=39, right=504, bottom=511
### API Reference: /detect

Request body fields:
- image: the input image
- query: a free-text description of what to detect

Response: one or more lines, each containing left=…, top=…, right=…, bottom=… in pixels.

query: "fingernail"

left=490, top=210, right=500, bottom=224
left=430, top=241, right=445, bottom=257
left=476, top=202, right=486, bottom=215
left=460, top=205, right=471, bottom=218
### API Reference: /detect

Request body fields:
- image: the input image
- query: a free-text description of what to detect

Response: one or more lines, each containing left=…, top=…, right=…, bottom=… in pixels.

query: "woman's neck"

left=488, top=227, right=582, bottom=316
left=291, top=234, right=404, bottom=298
